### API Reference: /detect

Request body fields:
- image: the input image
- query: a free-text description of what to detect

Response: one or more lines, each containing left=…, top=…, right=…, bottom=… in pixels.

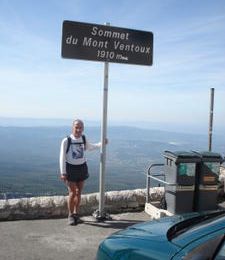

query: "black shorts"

left=66, top=162, right=89, bottom=182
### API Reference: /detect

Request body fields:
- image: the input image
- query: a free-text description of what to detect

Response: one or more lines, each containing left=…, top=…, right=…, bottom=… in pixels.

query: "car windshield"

left=167, top=211, right=225, bottom=240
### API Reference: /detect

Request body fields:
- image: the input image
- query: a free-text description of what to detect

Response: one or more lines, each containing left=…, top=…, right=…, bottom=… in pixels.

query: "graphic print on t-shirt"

left=71, top=143, right=84, bottom=159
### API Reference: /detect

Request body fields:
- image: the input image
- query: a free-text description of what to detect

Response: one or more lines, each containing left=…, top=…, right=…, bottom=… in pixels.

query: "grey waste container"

left=163, top=151, right=201, bottom=214
left=193, top=151, right=223, bottom=211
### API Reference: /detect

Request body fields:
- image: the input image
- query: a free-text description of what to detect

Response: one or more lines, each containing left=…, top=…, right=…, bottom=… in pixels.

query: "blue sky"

left=0, top=0, right=224, bottom=133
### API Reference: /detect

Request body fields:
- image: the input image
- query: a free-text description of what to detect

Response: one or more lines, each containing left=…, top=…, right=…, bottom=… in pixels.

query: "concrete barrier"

left=0, top=187, right=164, bottom=221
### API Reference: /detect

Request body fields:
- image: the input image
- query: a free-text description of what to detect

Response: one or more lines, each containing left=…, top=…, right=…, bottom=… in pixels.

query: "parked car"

left=96, top=210, right=225, bottom=259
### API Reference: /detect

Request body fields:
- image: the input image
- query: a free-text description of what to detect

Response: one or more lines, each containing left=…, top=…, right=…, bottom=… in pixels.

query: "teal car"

left=96, top=210, right=225, bottom=259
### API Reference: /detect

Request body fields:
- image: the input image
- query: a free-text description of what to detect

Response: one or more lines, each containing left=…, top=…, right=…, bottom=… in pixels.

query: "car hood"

left=98, top=211, right=225, bottom=259
left=112, top=212, right=200, bottom=241
left=98, top=214, right=198, bottom=259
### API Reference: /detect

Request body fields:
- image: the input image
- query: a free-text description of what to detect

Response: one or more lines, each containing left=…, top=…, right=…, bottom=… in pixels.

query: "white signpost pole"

left=94, top=23, right=110, bottom=221
left=98, top=60, right=109, bottom=219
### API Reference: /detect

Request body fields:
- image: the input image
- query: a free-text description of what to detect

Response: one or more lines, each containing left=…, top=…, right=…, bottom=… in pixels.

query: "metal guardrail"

left=146, top=163, right=177, bottom=203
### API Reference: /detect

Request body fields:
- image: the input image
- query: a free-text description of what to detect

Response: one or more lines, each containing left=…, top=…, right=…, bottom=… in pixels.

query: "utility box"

left=163, top=151, right=201, bottom=214
left=193, top=151, right=223, bottom=211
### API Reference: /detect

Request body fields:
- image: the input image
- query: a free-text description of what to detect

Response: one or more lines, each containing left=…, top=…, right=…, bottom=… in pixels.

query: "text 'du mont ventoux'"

left=64, top=25, right=152, bottom=62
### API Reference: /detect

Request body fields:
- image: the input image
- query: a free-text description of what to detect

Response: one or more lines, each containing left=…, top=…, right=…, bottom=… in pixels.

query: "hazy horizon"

left=0, top=116, right=225, bottom=136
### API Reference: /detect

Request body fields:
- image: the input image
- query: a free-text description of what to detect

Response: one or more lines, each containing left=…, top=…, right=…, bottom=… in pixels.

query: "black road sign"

left=61, top=21, right=153, bottom=66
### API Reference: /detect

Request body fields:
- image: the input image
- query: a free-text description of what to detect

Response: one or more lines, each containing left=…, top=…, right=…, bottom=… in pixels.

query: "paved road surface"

left=0, top=211, right=151, bottom=260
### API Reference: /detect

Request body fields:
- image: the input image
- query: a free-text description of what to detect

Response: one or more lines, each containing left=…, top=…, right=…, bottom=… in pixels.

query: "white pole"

left=95, top=22, right=110, bottom=220
left=98, top=60, right=109, bottom=218
left=92, top=22, right=111, bottom=221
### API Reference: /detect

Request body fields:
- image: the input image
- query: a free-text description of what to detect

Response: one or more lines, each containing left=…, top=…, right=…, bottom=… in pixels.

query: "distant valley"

left=0, top=126, right=224, bottom=199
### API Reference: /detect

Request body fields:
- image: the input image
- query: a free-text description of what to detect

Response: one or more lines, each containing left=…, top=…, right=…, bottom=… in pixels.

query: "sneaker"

left=68, top=214, right=76, bottom=225
left=73, top=213, right=83, bottom=224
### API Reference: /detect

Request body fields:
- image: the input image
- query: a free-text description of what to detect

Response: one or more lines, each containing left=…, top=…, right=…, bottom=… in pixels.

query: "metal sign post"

left=94, top=23, right=110, bottom=221
left=208, top=88, right=214, bottom=151
left=97, top=61, right=109, bottom=220
left=61, top=20, right=153, bottom=221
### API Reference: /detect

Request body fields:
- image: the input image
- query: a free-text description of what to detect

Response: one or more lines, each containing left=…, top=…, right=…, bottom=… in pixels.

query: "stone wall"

left=0, top=187, right=164, bottom=221
left=1, top=166, right=224, bottom=221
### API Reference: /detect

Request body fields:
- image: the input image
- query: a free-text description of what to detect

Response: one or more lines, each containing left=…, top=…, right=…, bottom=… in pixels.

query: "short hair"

left=72, top=119, right=84, bottom=128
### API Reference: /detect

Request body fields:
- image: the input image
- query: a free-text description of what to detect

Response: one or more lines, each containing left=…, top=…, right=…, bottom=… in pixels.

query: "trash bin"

left=163, top=151, right=201, bottom=214
left=193, top=151, right=223, bottom=211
